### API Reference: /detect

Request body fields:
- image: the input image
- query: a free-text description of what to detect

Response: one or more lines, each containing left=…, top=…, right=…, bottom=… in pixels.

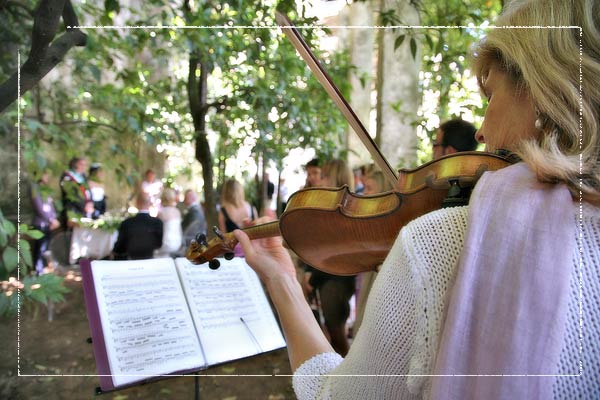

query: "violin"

left=185, top=13, right=513, bottom=274
left=186, top=151, right=512, bottom=274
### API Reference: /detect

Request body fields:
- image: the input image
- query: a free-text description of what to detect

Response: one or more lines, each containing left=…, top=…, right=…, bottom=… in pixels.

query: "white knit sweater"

left=293, top=203, right=600, bottom=399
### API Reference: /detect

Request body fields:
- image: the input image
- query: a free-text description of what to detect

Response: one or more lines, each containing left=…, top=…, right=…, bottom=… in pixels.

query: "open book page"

left=175, top=257, right=286, bottom=365
left=91, top=258, right=206, bottom=387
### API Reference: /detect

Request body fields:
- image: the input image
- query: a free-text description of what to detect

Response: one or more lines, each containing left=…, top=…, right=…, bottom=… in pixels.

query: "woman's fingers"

left=233, top=229, right=255, bottom=259
left=242, top=216, right=274, bottom=228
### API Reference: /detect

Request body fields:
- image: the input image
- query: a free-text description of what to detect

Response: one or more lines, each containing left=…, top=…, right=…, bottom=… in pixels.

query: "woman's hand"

left=235, top=218, right=335, bottom=369
left=233, top=218, right=296, bottom=287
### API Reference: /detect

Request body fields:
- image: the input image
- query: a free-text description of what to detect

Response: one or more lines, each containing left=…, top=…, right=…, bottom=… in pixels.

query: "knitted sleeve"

left=553, top=202, right=600, bottom=398
left=293, top=353, right=344, bottom=400
left=292, top=206, right=469, bottom=399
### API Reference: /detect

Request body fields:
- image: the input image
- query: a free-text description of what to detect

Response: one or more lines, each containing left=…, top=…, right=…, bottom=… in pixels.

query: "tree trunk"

left=376, top=0, right=420, bottom=169
left=255, top=151, right=264, bottom=214
left=344, top=0, right=375, bottom=168
left=276, top=169, right=283, bottom=216
left=0, top=0, right=86, bottom=113
left=187, top=55, right=218, bottom=233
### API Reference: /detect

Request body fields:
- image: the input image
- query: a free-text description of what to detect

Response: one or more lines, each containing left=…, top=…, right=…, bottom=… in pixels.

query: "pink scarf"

left=430, top=163, right=574, bottom=399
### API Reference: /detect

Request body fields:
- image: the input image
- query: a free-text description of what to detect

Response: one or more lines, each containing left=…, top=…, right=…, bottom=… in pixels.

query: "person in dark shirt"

left=181, top=189, right=207, bottom=246
left=113, top=193, right=163, bottom=260
left=432, top=118, right=479, bottom=159
left=59, top=157, right=91, bottom=227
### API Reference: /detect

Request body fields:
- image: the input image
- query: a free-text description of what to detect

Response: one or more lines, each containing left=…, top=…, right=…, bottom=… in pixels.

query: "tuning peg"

left=208, top=259, right=221, bottom=270
left=212, top=226, right=225, bottom=240
left=195, top=233, right=208, bottom=246
left=224, top=252, right=235, bottom=260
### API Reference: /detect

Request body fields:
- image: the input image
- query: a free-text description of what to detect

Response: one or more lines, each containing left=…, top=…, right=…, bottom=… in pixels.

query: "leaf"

left=410, top=37, right=417, bottom=60
left=2, top=218, right=16, bottom=237
left=0, top=229, right=6, bottom=247
left=19, top=238, right=31, bottom=252
left=0, top=293, right=15, bottom=316
left=425, top=34, right=434, bottom=51
left=89, top=64, right=102, bottom=83
left=23, top=229, right=44, bottom=240
left=104, top=0, right=120, bottom=14
left=2, top=247, right=18, bottom=273
left=19, top=242, right=33, bottom=267
left=394, top=34, right=406, bottom=51
left=25, top=119, right=43, bottom=133
left=28, top=287, right=47, bottom=304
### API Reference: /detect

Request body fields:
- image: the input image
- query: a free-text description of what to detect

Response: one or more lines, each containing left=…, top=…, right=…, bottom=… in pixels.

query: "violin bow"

left=275, top=11, right=399, bottom=189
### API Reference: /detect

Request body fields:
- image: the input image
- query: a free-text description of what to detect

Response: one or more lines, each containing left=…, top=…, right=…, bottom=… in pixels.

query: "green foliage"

left=0, top=0, right=37, bottom=83
left=0, top=274, right=70, bottom=317
left=0, top=210, right=43, bottom=279
left=0, top=208, right=69, bottom=316
left=418, top=0, right=502, bottom=121
left=4, top=0, right=352, bottom=204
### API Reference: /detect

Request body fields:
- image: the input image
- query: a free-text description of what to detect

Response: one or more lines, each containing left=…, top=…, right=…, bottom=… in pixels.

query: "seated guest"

left=113, top=193, right=163, bottom=260
left=156, top=188, right=183, bottom=257
left=181, top=189, right=207, bottom=246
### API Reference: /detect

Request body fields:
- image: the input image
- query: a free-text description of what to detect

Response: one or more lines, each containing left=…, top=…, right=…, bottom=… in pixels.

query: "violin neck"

left=242, top=220, right=281, bottom=240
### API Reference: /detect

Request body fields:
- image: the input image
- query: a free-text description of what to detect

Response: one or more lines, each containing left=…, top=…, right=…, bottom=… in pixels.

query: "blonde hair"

left=472, top=0, right=600, bottom=203
left=221, top=179, right=245, bottom=207
left=322, top=159, right=355, bottom=191
left=160, top=188, right=177, bottom=206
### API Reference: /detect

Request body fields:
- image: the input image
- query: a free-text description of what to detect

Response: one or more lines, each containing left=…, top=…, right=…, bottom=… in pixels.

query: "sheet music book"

left=80, top=257, right=286, bottom=392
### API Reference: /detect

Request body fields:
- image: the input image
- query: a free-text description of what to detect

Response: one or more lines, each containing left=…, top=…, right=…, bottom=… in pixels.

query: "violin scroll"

left=185, top=226, right=238, bottom=268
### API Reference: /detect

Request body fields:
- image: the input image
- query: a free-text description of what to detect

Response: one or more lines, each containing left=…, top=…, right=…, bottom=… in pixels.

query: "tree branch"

left=0, top=0, right=87, bottom=113
left=52, top=119, right=122, bottom=133
left=187, top=57, right=201, bottom=121
left=29, top=0, right=66, bottom=59
left=61, top=0, right=80, bottom=27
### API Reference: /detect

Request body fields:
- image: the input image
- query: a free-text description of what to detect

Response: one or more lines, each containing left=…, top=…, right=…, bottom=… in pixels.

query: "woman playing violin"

left=235, top=0, right=600, bottom=398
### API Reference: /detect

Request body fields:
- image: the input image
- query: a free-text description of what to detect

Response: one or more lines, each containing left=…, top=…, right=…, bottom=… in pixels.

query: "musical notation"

left=179, top=262, right=261, bottom=329
left=87, top=257, right=285, bottom=388
left=91, top=259, right=205, bottom=387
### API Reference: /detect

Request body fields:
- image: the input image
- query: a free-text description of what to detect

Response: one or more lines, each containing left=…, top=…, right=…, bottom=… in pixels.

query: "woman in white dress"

left=88, top=163, right=106, bottom=215
left=155, top=188, right=182, bottom=257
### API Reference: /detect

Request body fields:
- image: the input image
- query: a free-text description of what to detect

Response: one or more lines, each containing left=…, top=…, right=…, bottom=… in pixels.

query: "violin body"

left=186, top=152, right=512, bottom=275
left=280, top=187, right=429, bottom=275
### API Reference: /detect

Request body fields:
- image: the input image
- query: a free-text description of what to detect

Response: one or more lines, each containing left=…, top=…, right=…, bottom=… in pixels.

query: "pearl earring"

left=534, top=107, right=544, bottom=130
